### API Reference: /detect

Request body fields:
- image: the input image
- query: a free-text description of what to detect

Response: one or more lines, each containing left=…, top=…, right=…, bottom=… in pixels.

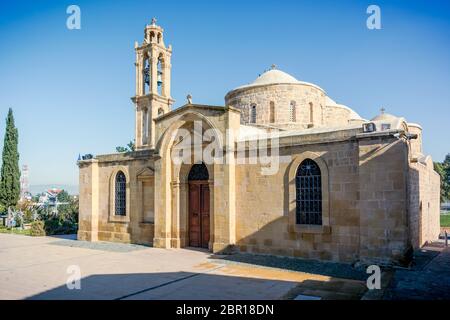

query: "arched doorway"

left=188, top=163, right=210, bottom=248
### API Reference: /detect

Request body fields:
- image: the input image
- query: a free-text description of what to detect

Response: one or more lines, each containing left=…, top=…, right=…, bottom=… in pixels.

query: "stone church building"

left=78, top=19, right=440, bottom=265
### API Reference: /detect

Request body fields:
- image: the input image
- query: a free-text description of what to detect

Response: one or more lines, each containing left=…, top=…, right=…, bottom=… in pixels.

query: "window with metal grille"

left=250, top=104, right=257, bottom=123
left=296, top=159, right=322, bottom=225
left=115, top=171, right=126, bottom=216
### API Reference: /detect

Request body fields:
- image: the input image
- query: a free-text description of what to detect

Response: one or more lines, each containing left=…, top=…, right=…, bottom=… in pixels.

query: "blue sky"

left=0, top=0, right=449, bottom=187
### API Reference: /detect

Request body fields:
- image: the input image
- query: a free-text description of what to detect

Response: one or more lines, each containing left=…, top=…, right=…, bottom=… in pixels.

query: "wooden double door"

left=188, top=181, right=210, bottom=248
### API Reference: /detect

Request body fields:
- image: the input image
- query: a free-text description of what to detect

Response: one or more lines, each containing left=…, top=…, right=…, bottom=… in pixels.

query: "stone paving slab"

left=0, top=233, right=367, bottom=300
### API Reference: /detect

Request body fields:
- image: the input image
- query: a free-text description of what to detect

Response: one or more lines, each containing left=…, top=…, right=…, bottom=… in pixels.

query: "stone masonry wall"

left=78, top=151, right=155, bottom=246
left=409, top=161, right=441, bottom=247
left=357, top=136, right=409, bottom=265
left=235, top=133, right=413, bottom=265
left=235, top=140, right=361, bottom=263
left=225, top=84, right=326, bottom=127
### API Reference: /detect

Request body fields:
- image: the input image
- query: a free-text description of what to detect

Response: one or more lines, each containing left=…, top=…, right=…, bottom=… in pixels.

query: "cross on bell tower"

left=132, top=18, right=175, bottom=150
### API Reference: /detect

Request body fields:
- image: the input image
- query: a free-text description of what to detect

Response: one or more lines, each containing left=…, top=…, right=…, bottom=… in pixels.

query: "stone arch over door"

left=172, top=161, right=214, bottom=249
left=152, top=111, right=222, bottom=250
left=186, top=163, right=213, bottom=248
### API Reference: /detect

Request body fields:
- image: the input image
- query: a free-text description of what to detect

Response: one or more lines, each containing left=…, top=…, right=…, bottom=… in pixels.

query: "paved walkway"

left=0, top=234, right=366, bottom=300
left=384, top=244, right=450, bottom=300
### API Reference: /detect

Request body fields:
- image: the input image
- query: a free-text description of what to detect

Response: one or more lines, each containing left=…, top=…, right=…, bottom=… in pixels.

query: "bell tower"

left=132, top=18, right=174, bottom=150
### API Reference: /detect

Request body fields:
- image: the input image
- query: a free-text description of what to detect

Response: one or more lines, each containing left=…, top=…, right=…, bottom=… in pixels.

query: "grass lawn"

left=0, top=226, right=31, bottom=236
left=441, top=214, right=450, bottom=228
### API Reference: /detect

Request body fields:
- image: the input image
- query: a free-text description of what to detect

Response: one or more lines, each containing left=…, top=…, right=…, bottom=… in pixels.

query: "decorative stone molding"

left=287, top=151, right=330, bottom=233
left=108, top=166, right=131, bottom=223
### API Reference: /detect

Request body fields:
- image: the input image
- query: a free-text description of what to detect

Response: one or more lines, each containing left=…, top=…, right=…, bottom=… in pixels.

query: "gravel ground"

left=383, top=245, right=450, bottom=300
left=49, top=239, right=149, bottom=252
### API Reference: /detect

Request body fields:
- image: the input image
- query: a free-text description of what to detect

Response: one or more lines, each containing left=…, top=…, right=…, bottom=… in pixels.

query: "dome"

left=246, top=69, right=300, bottom=87
left=325, top=96, right=362, bottom=120
left=371, top=112, right=399, bottom=122
left=370, top=110, right=407, bottom=131
left=229, top=68, right=324, bottom=92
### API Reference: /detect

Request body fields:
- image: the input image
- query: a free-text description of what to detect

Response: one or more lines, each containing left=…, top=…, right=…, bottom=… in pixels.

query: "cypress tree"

left=0, top=108, right=20, bottom=209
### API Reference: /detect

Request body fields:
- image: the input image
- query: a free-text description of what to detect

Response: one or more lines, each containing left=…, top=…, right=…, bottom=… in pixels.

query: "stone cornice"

left=94, top=149, right=154, bottom=163
left=131, top=94, right=175, bottom=106
left=154, top=103, right=229, bottom=123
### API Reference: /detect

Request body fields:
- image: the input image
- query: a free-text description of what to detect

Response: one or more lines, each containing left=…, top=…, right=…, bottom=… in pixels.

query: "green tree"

left=434, top=153, right=450, bottom=203
left=116, top=139, right=135, bottom=153
left=0, top=108, right=20, bottom=210
left=57, top=190, right=71, bottom=203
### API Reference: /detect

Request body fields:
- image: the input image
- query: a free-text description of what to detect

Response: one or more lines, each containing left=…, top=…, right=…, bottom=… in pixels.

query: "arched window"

left=158, top=108, right=164, bottom=116
left=115, top=171, right=126, bottom=216
left=269, top=101, right=275, bottom=123
left=296, top=159, right=322, bottom=225
left=188, top=163, right=209, bottom=181
left=250, top=104, right=257, bottom=124
left=157, top=55, right=164, bottom=95
left=289, top=101, right=296, bottom=122
left=309, top=102, right=314, bottom=123
left=157, top=33, right=162, bottom=43
left=143, top=57, right=150, bottom=93
left=320, top=104, right=324, bottom=124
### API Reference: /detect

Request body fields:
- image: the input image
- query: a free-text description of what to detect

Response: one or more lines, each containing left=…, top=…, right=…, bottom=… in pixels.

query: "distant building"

left=38, top=188, right=63, bottom=206
left=442, top=202, right=450, bottom=212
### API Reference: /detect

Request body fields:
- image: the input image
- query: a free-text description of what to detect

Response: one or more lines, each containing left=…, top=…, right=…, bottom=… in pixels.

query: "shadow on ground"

left=27, top=271, right=295, bottom=300
left=383, top=245, right=450, bottom=300
left=27, top=270, right=367, bottom=300
left=210, top=253, right=367, bottom=281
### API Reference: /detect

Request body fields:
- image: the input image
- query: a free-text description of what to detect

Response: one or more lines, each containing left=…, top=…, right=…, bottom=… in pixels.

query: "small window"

left=296, top=159, right=322, bottom=225
left=143, top=58, right=150, bottom=93
left=115, top=171, right=126, bottom=216
left=309, top=102, right=314, bottom=123
left=157, top=55, right=164, bottom=95
left=289, top=101, right=296, bottom=122
left=381, top=123, right=391, bottom=131
left=158, top=108, right=164, bottom=116
left=269, top=101, right=275, bottom=123
left=250, top=104, right=257, bottom=124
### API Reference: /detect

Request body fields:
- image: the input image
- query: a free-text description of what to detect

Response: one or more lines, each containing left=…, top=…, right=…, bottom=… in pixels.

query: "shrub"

left=43, top=216, right=78, bottom=235
left=30, top=220, right=46, bottom=237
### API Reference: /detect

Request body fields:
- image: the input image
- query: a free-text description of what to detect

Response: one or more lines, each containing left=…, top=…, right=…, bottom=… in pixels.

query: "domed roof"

left=229, top=67, right=324, bottom=92
left=325, top=96, right=362, bottom=120
left=248, top=69, right=300, bottom=86
left=371, top=111, right=399, bottom=122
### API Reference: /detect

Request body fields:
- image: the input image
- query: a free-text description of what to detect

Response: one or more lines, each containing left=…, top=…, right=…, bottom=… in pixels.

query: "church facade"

left=78, top=20, right=440, bottom=265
